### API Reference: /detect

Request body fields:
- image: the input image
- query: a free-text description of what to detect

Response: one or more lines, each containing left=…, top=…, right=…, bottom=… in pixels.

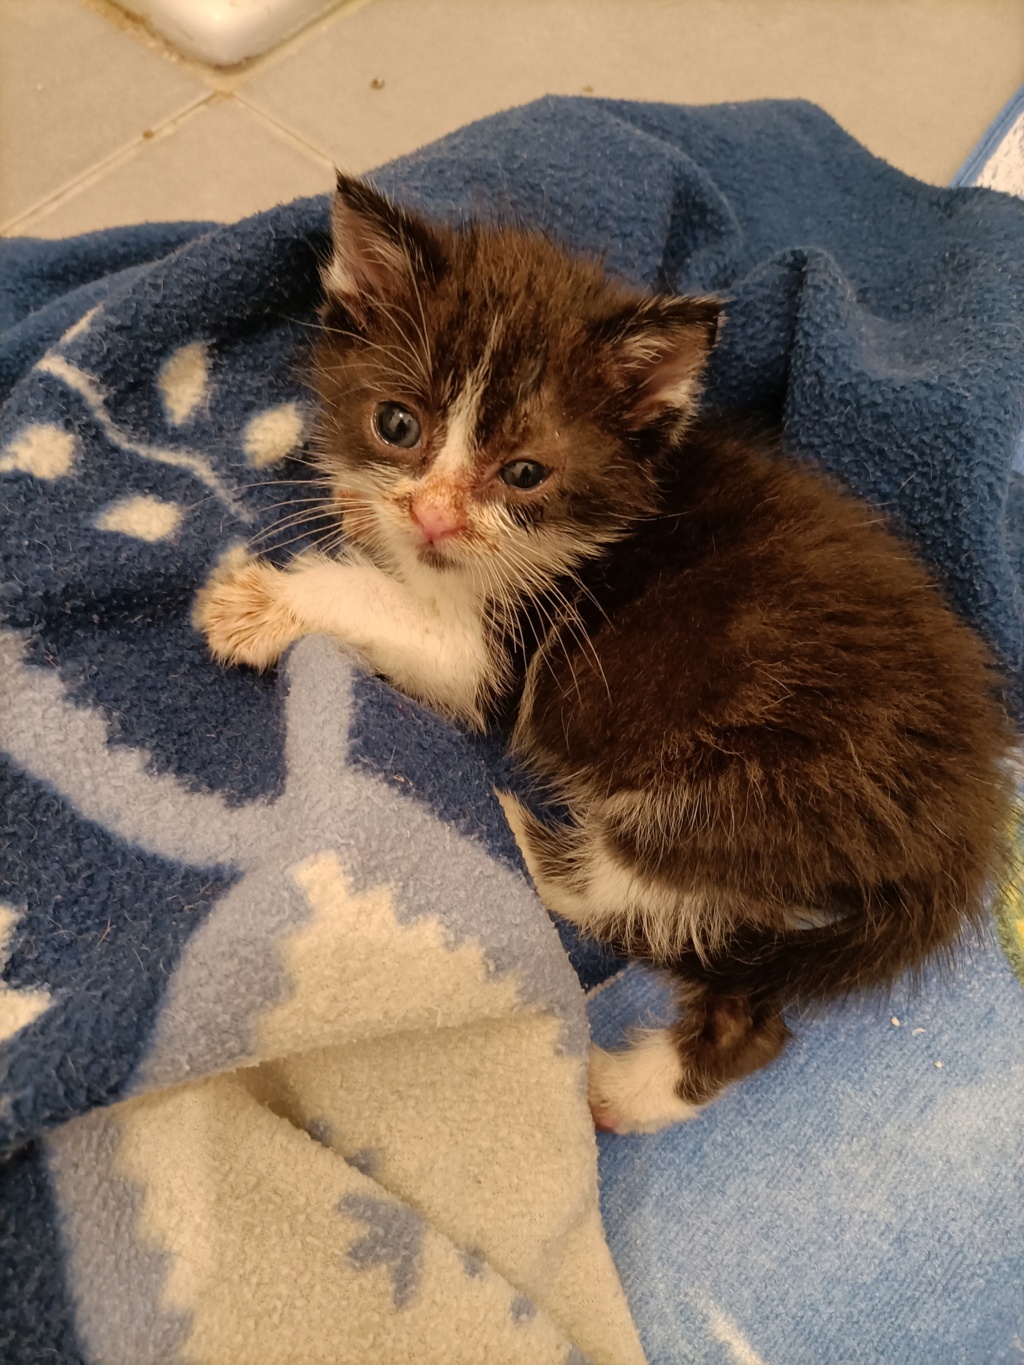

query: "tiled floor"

left=2, top=0, right=1022, bottom=239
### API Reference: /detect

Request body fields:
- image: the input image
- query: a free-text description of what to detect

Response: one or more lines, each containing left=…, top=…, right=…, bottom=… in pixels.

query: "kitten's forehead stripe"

left=431, top=315, right=511, bottom=482
left=433, top=376, right=485, bottom=483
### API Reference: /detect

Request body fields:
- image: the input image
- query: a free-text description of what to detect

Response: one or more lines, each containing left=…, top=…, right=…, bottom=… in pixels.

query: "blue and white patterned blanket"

left=1, top=96, right=1023, bottom=1364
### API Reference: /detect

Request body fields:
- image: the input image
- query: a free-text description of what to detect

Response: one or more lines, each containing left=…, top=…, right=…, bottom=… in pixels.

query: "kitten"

left=196, top=174, right=1016, bottom=1133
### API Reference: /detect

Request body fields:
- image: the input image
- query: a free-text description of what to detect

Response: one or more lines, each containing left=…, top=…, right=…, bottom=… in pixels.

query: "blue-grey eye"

left=374, top=402, right=421, bottom=448
left=499, top=459, right=549, bottom=490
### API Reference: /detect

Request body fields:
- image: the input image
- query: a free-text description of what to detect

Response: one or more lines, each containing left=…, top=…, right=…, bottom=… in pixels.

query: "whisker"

left=249, top=510, right=341, bottom=544
left=251, top=524, right=342, bottom=555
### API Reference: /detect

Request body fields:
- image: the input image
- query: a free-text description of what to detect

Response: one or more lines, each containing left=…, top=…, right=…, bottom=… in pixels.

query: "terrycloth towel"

left=1, top=95, right=1022, bottom=1365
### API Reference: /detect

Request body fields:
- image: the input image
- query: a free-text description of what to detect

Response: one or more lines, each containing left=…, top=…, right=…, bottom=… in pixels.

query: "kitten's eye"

left=373, top=401, right=421, bottom=449
left=499, top=459, right=549, bottom=490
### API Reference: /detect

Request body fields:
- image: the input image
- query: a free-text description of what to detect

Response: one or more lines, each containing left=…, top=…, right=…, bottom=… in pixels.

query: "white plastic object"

left=117, top=0, right=347, bottom=66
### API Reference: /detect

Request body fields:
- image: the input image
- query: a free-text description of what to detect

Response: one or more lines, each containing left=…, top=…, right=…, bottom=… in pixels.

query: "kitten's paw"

left=588, top=1034, right=701, bottom=1135
left=193, top=549, right=300, bottom=670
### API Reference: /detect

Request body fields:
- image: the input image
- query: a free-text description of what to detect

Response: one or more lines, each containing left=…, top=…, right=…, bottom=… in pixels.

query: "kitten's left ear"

left=598, top=295, right=722, bottom=429
left=324, top=172, right=445, bottom=314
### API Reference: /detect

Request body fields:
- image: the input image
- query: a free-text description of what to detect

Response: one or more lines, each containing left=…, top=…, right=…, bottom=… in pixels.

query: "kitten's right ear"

left=594, top=294, right=723, bottom=431
left=324, top=173, right=444, bottom=313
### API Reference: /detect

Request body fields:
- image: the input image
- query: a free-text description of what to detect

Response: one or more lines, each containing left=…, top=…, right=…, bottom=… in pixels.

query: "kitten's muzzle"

left=410, top=497, right=466, bottom=547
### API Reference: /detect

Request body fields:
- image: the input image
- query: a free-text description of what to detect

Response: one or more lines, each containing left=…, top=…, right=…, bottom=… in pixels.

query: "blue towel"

left=1, top=96, right=1022, bottom=1364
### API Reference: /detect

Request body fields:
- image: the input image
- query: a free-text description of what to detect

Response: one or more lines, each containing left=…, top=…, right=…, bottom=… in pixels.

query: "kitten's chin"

left=416, top=543, right=462, bottom=572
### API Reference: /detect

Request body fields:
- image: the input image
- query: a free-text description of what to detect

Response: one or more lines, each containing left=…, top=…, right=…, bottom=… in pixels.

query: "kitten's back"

left=516, top=419, right=1014, bottom=978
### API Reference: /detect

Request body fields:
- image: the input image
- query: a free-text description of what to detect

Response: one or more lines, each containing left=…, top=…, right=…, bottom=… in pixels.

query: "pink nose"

left=411, top=500, right=465, bottom=545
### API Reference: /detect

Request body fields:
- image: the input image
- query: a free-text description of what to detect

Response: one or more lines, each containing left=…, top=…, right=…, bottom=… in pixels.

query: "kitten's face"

left=313, top=175, right=720, bottom=601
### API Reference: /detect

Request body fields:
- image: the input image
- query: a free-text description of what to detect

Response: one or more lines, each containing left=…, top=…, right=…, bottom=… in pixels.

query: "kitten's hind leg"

left=496, top=790, right=690, bottom=945
left=497, top=793, right=693, bottom=1132
left=672, top=985, right=791, bottom=1106
left=589, top=989, right=791, bottom=1135
left=495, top=791, right=595, bottom=922
left=497, top=793, right=789, bottom=1133
left=588, top=1031, right=701, bottom=1134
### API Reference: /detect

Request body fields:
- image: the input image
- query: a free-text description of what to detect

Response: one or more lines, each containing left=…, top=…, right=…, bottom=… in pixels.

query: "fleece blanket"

left=1, top=95, right=1023, bottom=1365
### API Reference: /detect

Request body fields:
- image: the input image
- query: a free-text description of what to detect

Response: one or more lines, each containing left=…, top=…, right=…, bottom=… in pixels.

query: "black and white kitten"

left=196, top=176, right=1015, bottom=1133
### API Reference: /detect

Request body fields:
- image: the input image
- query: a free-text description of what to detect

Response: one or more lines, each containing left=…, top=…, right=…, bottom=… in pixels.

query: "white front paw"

left=193, top=548, right=301, bottom=670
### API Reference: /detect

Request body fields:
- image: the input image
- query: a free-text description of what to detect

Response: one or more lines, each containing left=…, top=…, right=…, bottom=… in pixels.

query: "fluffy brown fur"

left=512, top=419, right=1015, bottom=1107
left=197, top=174, right=1016, bottom=1130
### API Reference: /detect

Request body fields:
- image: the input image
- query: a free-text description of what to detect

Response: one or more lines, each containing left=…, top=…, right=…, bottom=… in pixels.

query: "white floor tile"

left=240, top=0, right=1024, bottom=185
left=0, top=0, right=206, bottom=229
left=13, top=98, right=333, bottom=239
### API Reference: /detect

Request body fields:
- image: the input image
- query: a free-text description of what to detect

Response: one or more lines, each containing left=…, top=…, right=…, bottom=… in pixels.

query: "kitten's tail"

left=668, top=884, right=990, bottom=1010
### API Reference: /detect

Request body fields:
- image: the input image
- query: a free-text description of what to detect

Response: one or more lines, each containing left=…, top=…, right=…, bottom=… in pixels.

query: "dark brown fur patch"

left=670, top=989, right=792, bottom=1106
left=517, top=422, right=1015, bottom=1013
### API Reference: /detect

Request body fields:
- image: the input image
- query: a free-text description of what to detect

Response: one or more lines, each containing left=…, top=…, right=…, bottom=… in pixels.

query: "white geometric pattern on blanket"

left=0, top=903, right=52, bottom=1046
left=0, top=630, right=644, bottom=1363
left=46, top=1076, right=600, bottom=1365
left=34, top=352, right=249, bottom=520
left=0, top=423, right=78, bottom=479
left=95, top=494, right=184, bottom=541
left=0, top=630, right=588, bottom=1074
left=156, top=337, right=307, bottom=467
left=244, top=400, right=306, bottom=467
left=158, top=341, right=210, bottom=427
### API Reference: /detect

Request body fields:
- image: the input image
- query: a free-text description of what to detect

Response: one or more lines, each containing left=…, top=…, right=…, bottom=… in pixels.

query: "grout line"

left=1, top=88, right=339, bottom=241
left=79, top=0, right=378, bottom=94
left=232, top=94, right=339, bottom=172
left=0, top=94, right=216, bottom=238
left=3, top=0, right=369, bottom=239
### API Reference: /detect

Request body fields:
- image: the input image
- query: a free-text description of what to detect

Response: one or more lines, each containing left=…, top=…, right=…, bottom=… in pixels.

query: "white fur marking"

left=653, top=376, right=695, bottom=409
left=523, top=823, right=702, bottom=960
left=325, top=226, right=408, bottom=299
left=588, top=1032, right=699, bottom=1134
left=432, top=378, right=483, bottom=483
left=324, top=256, right=357, bottom=298
left=277, top=555, right=491, bottom=725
